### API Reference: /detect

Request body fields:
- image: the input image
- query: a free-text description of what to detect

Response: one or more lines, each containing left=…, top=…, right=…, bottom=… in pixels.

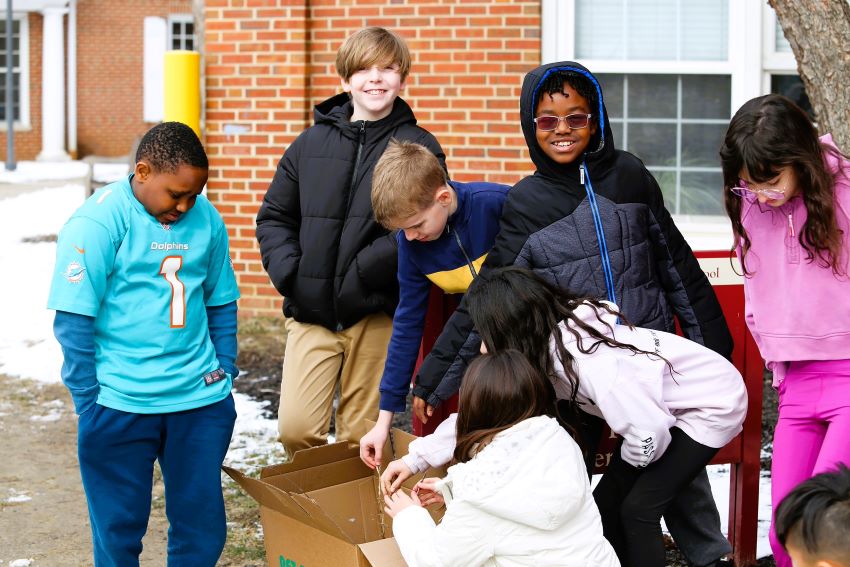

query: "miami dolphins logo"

left=63, top=261, right=86, bottom=283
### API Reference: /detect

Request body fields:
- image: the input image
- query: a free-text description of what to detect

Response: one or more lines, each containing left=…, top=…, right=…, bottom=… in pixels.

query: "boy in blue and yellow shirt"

left=359, top=139, right=508, bottom=467
left=48, top=122, right=239, bottom=567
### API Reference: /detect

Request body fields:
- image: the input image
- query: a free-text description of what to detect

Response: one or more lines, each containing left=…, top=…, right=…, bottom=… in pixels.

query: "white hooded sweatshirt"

left=554, top=301, right=747, bottom=466
left=392, top=415, right=620, bottom=567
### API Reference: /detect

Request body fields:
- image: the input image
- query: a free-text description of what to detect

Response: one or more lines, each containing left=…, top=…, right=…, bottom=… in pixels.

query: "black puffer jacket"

left=256, top=94, right=445, bottom=331
left=413, top=61, right=733, bottom=406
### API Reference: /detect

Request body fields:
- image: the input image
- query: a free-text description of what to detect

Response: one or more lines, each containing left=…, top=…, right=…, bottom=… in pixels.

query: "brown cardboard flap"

left=357, top=537, right=408, bottom=567
left=223, top=465, right=346, bottom=538
left=266, top=455, right=370, bottom=494
left=261, top=441, right=360, bottom=478
left=303, top=477, right=385, bottom=544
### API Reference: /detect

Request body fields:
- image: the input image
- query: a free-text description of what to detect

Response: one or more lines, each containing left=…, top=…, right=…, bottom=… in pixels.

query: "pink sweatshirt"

left=738, top=134, right=850, bottom=386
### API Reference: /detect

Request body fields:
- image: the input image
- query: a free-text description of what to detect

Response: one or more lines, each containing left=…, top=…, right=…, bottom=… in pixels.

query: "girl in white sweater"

left=382, top=349, right=620, bottom=567
left=383, top=266, right=747, bottom=567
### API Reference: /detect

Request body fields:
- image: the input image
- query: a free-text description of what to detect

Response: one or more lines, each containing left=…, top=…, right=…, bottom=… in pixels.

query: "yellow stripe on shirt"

left=425, top=253, right=487, bottom=294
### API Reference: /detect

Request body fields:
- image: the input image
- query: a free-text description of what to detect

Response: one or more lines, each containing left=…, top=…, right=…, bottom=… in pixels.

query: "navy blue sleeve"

left=53, top=310, right=99, bottom=415
left=207, top=301, right=239, bottom=379
left=379, top=238, right=432, bottom=412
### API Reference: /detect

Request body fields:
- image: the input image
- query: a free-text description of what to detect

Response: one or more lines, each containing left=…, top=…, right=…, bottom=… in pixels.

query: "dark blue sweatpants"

left=77, top=394, right=236, bottom=567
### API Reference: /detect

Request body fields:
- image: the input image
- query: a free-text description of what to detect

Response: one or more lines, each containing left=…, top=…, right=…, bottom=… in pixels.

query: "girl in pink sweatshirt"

left=720, top=93, right=850, bottom=567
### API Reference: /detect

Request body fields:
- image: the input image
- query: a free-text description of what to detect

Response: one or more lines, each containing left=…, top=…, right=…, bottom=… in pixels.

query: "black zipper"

left=448, top=224, right=477, bottom=279
left=345, top=121, right=366, bottom=214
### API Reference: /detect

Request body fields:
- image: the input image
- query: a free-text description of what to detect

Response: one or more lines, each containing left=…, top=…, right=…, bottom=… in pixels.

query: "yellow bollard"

left=163, top=51, right=201, bottom=137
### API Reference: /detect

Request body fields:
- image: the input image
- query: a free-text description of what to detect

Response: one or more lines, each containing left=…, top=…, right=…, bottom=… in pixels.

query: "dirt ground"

left=0, top=317, right=780, bottom=566
left=0, top=375, right=169, bottom=566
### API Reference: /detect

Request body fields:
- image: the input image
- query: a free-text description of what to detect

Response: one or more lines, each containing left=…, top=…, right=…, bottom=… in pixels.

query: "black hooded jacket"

left=412, top=61, right=733, bottom=406
left=256, top=94, right=445, bottom=331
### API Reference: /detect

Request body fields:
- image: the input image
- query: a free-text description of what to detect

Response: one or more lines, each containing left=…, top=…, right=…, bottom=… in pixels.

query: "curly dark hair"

left=720, top=94, right=849, bottom=275
left=536, top=69, right=599, bottom=129
left=135, top=121, right=208, bottom=174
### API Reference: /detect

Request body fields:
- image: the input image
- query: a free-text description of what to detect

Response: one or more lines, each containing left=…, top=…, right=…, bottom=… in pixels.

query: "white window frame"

left=761, top=5, right=799, bottom=94
left=167, top=14, right=195, bottom=51
left=0, top=13, right=31, bottom=131
left=540, top=0, right=781, bottom=250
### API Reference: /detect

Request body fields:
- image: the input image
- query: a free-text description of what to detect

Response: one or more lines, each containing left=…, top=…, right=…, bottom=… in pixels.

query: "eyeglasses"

left=729, top=181, right=786, bottom=200
left=533, top=113, right=592, bottom=131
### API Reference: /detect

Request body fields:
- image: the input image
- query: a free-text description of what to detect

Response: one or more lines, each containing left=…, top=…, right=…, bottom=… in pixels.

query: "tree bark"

left=769, top=0, right=850, bottom=153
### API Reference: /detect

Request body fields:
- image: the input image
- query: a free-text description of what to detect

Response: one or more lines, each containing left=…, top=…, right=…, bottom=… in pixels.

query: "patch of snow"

left=8, top=559, right=34, bottom=567
left=92, top=163, right=129, bottom=184
left=0, top=185, right=84, bottom=383
left=0, top=161, right=89, bottom=183
left=30, top=411, right=62, bottom=422
left=6, top=489, right=32, bottom=503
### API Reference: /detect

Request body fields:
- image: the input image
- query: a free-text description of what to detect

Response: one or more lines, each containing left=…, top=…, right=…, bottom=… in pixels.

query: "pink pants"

left=769, top=359, right=850, bottom=567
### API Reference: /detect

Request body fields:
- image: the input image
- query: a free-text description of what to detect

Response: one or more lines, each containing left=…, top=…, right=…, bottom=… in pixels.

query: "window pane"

left=597, top=74, right=624, bottom=118
left=771, top=75, right=814, bottom=120
left=682, top=75, right=730, bottom=119
left=612, top=73, right=730, bottom=216
left=172, top=22, right=180, bottom=35
left=679, top=172, right=724, bottom=214
left=577, top=0, right=728, bottom=62
left=628, top=75, right=676, bottom=119
left=186, top=22, right=194, bottom=35
left=651, top=168, right=678, bottom=207
left=610, top=121, right=624, bottom=146
left=775, top=20, right=792, bottom=52
left=575, top=0, right=625, bottom=59
left=629, top=123, right=677, bottom=166
left=681, top=0, right=728, bottom=60
left=627, top=0, right=677, bottom=60
left=682, top=123, right=726, bottom=167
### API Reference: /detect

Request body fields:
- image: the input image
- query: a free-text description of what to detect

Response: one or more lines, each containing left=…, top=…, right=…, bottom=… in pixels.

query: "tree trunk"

left=769, top=0, right=850, bottom=153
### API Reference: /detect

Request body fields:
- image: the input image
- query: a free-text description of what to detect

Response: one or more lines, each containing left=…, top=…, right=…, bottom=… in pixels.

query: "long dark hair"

left=454, top=350, right=556, bottom=463
left=465, top=266, right=670, bottom=430
left=719, top=94, right=848, bottom=275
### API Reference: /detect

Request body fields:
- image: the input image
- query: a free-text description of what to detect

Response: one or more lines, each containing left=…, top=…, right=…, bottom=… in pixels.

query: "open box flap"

left=261, top=441, right=360, bottom=478
left=222, top=465, right=343, bottom=537
left=357, top=537, right=408, bottom=567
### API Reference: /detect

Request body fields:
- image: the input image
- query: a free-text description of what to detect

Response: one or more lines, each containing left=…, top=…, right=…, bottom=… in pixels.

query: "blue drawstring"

left=581, top=161, right=618, bottom=321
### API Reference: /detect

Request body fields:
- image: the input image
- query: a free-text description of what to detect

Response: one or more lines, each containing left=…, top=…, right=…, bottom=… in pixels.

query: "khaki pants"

left=277, top=312, right=392, bottom=457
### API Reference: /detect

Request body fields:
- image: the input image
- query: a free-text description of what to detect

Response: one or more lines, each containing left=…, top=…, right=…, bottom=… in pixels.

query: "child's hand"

left=413, top=477, right=445, bottom=508
left=412, top=396, right=434, bottom=424
left=383, top=489, right=421, bottom=518
left=381, top=458, right=413, bottom=496
left=360, top=422, right=390, bottom=469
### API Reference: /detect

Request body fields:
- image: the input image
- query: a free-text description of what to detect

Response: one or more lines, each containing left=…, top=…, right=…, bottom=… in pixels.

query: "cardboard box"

left=224, top=427, right=446, bottom=567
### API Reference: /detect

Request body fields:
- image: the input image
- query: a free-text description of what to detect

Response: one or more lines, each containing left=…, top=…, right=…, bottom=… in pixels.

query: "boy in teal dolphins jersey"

left=48, top=121, right=239, bottom=567
left=359, top=140, right=508, bottom=468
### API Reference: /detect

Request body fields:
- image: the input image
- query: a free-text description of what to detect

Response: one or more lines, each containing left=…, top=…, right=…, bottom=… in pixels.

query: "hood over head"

left=520, top=61, right=617, bottom=180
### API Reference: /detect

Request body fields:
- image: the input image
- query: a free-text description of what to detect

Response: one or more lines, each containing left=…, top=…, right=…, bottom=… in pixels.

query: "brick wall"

left=204, top=0, right=541, bottom=318
left=1, top=2, right=193, bottom=161
left=76, top=0, right=193, bottom=157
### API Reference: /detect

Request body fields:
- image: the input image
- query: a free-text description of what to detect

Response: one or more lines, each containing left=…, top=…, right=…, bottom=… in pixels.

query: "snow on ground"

left=0, top=161, right=89, bottom=183
left=0, top=179, right=772, bottom=557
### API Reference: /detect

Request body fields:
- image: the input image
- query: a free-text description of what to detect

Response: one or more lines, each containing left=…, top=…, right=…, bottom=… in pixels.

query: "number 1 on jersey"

left=160, top=256, right=186, bottom=328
